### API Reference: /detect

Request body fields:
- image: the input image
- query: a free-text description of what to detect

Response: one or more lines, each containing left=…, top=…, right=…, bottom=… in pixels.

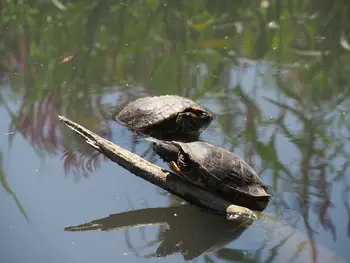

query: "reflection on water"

left=64, top=203, right=344, bottom=263
left=65, top=205, right=253, bottom=260
left=1, top=1, right=350, bottom=263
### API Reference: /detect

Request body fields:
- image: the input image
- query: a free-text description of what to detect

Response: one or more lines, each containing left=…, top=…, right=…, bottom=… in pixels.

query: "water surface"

left=1, top=1, right=350, bottom=263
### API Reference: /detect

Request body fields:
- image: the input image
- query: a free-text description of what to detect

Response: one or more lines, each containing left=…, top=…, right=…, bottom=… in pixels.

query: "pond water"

left=1, top=1, right=350, bottom=263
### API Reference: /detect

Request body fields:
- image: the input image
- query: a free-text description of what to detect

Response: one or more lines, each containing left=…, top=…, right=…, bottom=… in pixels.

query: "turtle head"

left=153, top=141, right=197, bottom=181
left=152, top=141, right=181, bottom=163
left=176, top=108, right=214, bottom=133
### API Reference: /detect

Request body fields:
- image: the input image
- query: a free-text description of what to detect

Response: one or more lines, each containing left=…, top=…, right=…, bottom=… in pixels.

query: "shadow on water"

left=1, top=0, right=350, bottom=263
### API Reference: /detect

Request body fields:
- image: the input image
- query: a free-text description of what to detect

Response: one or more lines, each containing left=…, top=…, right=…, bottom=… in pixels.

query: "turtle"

left=116, top=95, right=214, bottom=138
left=152, top=140, right=271, bottom=211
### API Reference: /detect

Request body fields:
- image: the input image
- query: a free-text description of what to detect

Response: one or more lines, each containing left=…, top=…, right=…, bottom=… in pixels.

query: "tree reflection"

left=0, top=152, right=29, bottom=221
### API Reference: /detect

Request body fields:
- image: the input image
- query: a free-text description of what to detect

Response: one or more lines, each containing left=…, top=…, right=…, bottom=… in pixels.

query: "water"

left=1, top=1, right=350, bottom=262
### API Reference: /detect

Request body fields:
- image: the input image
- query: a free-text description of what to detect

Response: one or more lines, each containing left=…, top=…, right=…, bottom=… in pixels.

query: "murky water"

left=1, top=1, right=350, bottom=263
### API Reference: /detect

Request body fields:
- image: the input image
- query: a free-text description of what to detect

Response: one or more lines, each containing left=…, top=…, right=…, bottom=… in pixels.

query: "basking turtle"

left=116, top=95, right=213, bottom=138
left=153, top=140, right=270, bottom=211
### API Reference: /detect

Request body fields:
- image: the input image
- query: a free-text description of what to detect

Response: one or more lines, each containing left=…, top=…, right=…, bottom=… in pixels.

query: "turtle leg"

left=168, top=161, right=185, bottom=177
left=168, top=161, right=203, bottom=187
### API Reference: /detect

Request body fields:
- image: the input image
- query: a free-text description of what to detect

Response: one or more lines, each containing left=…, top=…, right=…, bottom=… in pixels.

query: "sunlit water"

left=1, top=1, right=350, bottom=263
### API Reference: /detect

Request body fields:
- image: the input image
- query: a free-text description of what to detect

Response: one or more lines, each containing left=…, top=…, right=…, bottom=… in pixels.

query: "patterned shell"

left=117, top=95, right=208, bottom=129
left=177, top=141, right=270, bottom=198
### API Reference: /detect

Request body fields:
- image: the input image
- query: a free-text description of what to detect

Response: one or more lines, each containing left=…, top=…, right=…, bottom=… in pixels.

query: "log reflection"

left=64, top=204, right=253, bottom=260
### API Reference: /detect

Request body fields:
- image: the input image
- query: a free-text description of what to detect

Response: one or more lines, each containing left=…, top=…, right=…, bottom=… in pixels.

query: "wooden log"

left=57, top=115, right=257, bottom=219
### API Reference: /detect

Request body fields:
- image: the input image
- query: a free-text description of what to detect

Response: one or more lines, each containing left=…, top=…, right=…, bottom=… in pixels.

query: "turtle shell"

left=117, top=95, right=211, bottom=131
left=174, top=141, right=270, bottom=210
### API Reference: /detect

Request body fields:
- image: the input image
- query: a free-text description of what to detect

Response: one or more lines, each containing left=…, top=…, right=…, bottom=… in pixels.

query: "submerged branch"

left=57, top=115, right=257, bottom=219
